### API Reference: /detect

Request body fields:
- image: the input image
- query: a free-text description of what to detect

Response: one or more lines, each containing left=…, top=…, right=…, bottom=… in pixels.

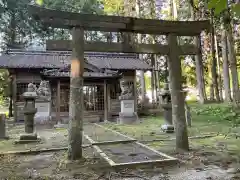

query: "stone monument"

left=160, top=83, right=174, bottom=133
left=118, top=78, right=138, bottom=124
left=0, top=114, right=8, bottom=139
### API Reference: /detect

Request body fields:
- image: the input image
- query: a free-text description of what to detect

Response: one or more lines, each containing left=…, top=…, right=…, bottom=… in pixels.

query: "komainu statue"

left=26, top=81, right=51, bottom=100
left=119, top=79, right=134, bottom=100
left=36, top=81, right=51, bottom=100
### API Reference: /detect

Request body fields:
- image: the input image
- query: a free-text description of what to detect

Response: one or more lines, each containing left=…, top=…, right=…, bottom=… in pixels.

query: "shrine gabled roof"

left=0, top=50, right=152, bottom=70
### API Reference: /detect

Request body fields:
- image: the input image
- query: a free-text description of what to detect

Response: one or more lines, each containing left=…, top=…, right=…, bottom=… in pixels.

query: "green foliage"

left=0, top=69, right=9, bottom=105
left=208, top=0, right=227, bottom=15
left=101, top=0, right=124, bottom=15
left=34, top=0, right=105, bottom=42
left=36, top=0, right=103, bottom=14
left=144, top=74, right=151, bottom=90
left=232, top=4, right=240, bottom=17
left=36, top=0, right=43, bottom=6
left=0, top=0, right=37, bottom=48
left=208, top=0, right=240, bottom=17
left=191, top=103, right=240, bottom=125
left=182, top=60, right=197, bottom=86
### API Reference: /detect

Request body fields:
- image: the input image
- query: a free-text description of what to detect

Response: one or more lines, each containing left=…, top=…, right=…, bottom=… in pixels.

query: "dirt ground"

left=0, top=121, right=239, bottom=180
left=0, top=150, right=239, bottom=180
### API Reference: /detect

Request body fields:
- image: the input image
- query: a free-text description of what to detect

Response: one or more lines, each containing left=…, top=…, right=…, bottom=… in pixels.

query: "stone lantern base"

left=161, top=103, right=175, bottom=133
left=15, top=133, right=40, bottom=144
left=161, top=124, right=175, bottom=133
left=0, top=114, right=9, bottom=140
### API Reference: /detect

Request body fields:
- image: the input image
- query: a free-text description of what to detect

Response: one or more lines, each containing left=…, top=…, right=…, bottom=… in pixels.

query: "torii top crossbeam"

left=28, top=5, right=210, bottom=36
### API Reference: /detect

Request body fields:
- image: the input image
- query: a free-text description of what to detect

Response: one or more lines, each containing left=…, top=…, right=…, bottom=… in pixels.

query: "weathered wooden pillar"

left=56, top=80, right=61, bottom=123
left=8, top=75, right=13, bottom=117
left=12, top=74, right=17, bottom=122
left=104, top=80, right=108, bottom=121
left=167, top=34, right=189, bottom=151
left=151, top=55, right=155, bottom=105
left=68, top=27, right=84, bottom=160
left=155, top=60, right=160, bottom=105
left=134, top=70, right=138, bottom=112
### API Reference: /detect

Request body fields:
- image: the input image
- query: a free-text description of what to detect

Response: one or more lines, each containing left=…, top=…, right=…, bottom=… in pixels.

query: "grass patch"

left=191, top=103, right=240, bottom=125
left=104, top=103, right=240, bottom=163
left=105, top=117, right=173, bottom=140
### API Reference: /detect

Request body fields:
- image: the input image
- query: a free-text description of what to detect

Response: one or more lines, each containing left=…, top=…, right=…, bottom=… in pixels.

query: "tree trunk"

left=208, top=59, right=215, bottom=101
left=170, top=0, right=178, bottom=20
left=168, top=34, right=189, bottom=151
left=189, top=3, right=207, bottom=104
left=215, top=35, right=223, bottom=101
left=194, top=36, right=207, bottom=103
left=224, top=11, right=239, bottom=105
left=68, top=27, right=84, bottom=160
left=221, top=26, right=232, bottom=102
left=210, top=11, right=220, bottom=102
left=9, top=13, right=16, bottom=46
left=135, top=0, right=146, bottom=103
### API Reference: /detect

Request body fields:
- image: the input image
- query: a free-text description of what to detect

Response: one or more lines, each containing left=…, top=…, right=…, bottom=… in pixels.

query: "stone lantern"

left=18, top=83, right=38, bottom=142
left=160, top=83, right=174, bottom=133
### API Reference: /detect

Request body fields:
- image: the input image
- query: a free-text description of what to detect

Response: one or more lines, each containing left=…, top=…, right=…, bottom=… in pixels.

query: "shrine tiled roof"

left=0, top=50, right=152, bottom=70
left=42, top=66, right=119, bottom=78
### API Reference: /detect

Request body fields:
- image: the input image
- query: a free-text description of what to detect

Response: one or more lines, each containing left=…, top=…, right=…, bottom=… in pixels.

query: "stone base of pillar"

left=0, top=114, right=8, bottom=140
left=118, top=112, right=138, bottom=124
left=161, top=124, right=175, bottom=133
left=118, top=99, right=138, bottom=124
left=15, top=133, right=40, bottom=144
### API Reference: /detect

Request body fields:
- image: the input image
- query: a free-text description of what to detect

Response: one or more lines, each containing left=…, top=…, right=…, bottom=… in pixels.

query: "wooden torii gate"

left=28, top=5, right=210, bottom=160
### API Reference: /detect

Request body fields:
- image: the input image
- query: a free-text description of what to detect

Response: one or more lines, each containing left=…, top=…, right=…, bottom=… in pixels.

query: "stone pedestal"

left=118, top=99, right=138, bottom=124
left=161, top=103, right=174, bottom=133
left=34, top=100, right=51, bottom=125
left=24, top=107, right=37, bottom=133
left=0, top=114, right=8, bottom=139
left=160, top=83, right=174, bottom=133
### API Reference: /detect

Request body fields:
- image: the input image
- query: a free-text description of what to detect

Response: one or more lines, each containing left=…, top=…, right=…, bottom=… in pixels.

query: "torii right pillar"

left=167, top=34, right=189, bottom=150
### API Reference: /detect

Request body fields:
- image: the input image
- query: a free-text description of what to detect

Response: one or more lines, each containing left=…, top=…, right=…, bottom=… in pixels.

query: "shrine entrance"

left=28, top=4, right=210, bottom=162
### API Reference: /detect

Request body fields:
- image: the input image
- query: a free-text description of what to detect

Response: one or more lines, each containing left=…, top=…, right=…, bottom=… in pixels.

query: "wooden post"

left=151, top=55, right=155, bottom=105
left=56, top=80, right=61, bottom=123
left=93, top=86, right=96, bottom=111
left=155, top=60, right=160, bottom=106
left=12, top=74, right=17, bottom=122
left=104, top=80, right=108, bottom=121
left=8, top=75, right=13, bottom=117
left=134, top=70, right=138, bottom=112
left=108, top=84, right=111, bottom=113
left=167, top=34, right=189, bottom=151
left=68, top=27, right=84, bottom=160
